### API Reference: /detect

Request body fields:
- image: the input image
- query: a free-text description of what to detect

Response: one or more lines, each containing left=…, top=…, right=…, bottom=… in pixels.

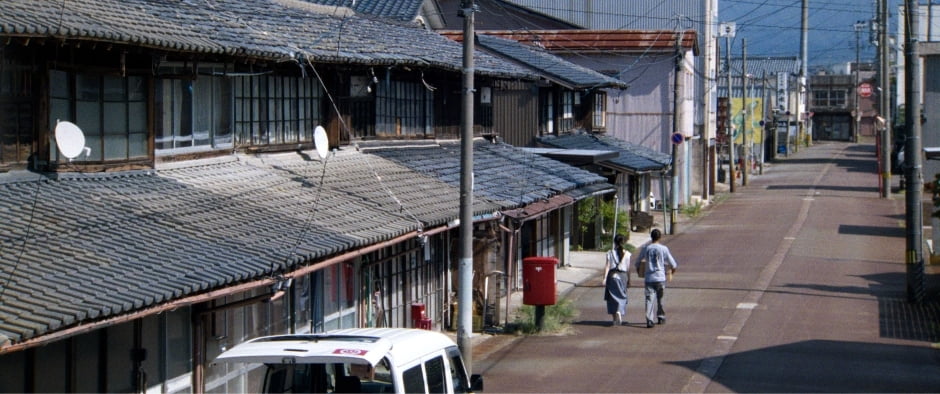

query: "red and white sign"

left=857, top=83, right=873, bottom=98
left=333, top=348, right=368, bottom=356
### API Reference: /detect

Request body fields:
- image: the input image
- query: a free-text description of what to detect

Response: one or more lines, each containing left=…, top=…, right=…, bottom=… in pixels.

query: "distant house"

left=808, top=68, right=877, bottom=142
left=719, top=56, right=801, bottom=161
left=0, top=1, right=614, bottom=392
left=469, top=30, right=697, bottom=221
left=439, top=32, right=628, bottom=146
left=497, top=0, right=720, bottom=202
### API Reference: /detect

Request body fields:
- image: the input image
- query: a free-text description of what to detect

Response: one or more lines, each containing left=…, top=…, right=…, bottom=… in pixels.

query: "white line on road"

left=681, top=149, right=840, bottom=393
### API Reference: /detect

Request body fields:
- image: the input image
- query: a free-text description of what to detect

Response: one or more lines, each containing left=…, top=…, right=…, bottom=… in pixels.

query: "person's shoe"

left=646, top=320, right=654, bottom=328
left=658, top=317, right=665, bottom=325
left=615, top=312, right=622, bottom=326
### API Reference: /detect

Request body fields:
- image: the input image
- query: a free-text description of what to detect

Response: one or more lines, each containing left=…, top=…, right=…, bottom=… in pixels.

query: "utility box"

left=522, top=257, right=557, bottom=306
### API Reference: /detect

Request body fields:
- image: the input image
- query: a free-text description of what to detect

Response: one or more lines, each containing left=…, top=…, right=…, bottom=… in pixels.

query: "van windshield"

left=263, top=358, right=393, bottom=393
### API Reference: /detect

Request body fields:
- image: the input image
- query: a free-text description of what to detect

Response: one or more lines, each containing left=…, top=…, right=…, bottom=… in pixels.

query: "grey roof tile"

left=309, top=0, right=425, bottom=21
left=538, top=133, right=671, bottom=174
left=360, top=139, right=612, bottom=208
left=476, top=34, right=628, bottom=89
left=0, top=0, right=535, bottom=79
left=0, top=149, right=510, bottom=345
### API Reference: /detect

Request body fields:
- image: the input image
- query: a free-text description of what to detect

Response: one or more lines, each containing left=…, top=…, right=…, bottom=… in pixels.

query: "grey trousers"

left=644, top=281, right=666, bottom=323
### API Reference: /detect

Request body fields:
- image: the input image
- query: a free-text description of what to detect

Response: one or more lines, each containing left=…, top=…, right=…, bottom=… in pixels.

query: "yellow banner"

left=731, top=98, right=763, bottom=145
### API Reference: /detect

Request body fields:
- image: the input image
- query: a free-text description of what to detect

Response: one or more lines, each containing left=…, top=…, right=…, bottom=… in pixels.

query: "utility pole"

left=720, top=22, right=736, bottom=193
left=670, top=31, right=683, bottom=235
left=904, top=0, right=925, bottom=304
left=855, top=21, right=866, bottom=144
left=879, top=0, right=891, bottom=198
left=798, top=0, right=809, bottom=152
left=458, top=0, right=475, bottom=370
left=742, top=39, right=749, bottom=186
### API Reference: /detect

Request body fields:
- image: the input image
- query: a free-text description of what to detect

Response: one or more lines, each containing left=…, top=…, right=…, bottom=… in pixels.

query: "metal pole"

left=880, top=0, right=892, bottom=198
left=904, top=0, right=925, bottom=304
left=761, top=70, right=768, bottom=174
left=742, top=39, right=749, bottom=186
left=727, top=35, right=736, bottom=192
left=457, top=0, right=475, bottom=370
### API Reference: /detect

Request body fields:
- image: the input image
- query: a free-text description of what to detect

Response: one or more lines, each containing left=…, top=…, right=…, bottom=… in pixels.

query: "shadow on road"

left=838, top=224, right=905, bottom=238
left=781, top=271, right=940, bottom=343
left=668, top=339, right=940, bottom=392
left=766, top=184, right=880, bottom=193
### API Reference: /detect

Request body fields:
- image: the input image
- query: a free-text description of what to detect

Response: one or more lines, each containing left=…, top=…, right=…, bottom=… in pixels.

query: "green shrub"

left=510, top=298, right=578, bottom=335
left=577, top=198, right=631, bottom=250
left=681, top=199, right=704, bottom=218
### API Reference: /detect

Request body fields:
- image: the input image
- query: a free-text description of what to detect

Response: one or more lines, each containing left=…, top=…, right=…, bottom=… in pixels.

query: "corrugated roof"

left=538, top=133, right=671, bottom=174
left=0, top=150, right=504, bottom=347
left=0, top=0, right=535, bottom=79
left=473, top=34, right=628, bottom=89
left=723, top=56, right=801, bottom=78
left=360, top=139, right=613, bottom=208
left=717, top=56, right=801, bottom=98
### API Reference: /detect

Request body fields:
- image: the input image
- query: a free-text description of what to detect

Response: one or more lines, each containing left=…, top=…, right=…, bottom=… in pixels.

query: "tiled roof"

left=538, top=133, right=671, bottom=174
left=436, top=0, right=580, bottom=30
left=0, top=0, right=534, bottom=79
left=309, top=0, right=425, bottom=21
left=474, top=34, right=628, bottom=89
left=0, top=150, right=504, bottom=347
left=360, top=139, right=613, bottom=208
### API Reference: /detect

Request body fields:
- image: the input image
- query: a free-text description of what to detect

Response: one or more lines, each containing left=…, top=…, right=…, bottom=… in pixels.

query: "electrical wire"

left=0, top=173, right=44, bottom=304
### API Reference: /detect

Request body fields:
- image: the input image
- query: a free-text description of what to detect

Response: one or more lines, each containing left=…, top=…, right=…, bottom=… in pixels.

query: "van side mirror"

left=470, top=374, right=484, bottom=392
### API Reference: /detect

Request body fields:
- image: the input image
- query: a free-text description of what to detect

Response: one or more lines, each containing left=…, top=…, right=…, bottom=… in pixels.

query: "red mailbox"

left=411, top=303, right=426, bottom=321
left=522, top=257, right=557, bottom=306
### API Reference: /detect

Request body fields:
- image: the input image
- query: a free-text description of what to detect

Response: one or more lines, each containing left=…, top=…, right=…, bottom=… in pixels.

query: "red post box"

left=522, top=257, right=557, bottom=306
left=411, top=303, right=426, bottom=328
left=411, top=303, right=426, bottom=320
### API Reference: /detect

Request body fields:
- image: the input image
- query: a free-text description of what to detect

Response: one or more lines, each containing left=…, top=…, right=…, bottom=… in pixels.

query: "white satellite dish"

left=314, top=125, right=329, bottom=160
left=54, top=121, right=88, bottom=160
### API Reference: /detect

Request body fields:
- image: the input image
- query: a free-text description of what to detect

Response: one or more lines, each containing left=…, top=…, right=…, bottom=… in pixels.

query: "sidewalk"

left=468, top=216, right=676, bottom=350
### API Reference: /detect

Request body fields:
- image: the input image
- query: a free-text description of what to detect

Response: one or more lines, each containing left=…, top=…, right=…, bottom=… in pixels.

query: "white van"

left=214, top=328, right=483, bottom=393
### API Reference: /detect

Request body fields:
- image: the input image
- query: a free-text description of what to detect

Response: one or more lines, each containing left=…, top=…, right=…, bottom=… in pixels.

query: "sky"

left=719, top=0, right=902, bottom=67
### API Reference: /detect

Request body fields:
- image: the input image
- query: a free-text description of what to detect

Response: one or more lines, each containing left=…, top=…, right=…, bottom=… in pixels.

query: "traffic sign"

left=858, top=83, right=873, bottom=98
left=671, top=132, right=684, bottom=145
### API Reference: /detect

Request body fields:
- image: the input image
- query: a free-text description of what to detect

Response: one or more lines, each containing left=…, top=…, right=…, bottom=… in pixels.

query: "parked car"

left=214, top=328, right=483, bottom=393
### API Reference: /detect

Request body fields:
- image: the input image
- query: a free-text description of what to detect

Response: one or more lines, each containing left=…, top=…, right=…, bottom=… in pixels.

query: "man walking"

left=636, top=229, right=678, bottom=328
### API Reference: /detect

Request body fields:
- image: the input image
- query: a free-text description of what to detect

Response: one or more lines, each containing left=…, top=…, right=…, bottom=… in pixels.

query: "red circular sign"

left=858, top=83, right=873, bottom=98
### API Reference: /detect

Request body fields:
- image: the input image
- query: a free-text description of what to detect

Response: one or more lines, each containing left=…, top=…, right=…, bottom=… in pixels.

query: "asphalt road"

left=474, top=141, right=940, bottom=393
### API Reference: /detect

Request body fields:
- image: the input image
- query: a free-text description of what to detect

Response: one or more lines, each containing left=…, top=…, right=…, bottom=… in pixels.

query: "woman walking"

left=603, top=234, right=631, bottom=326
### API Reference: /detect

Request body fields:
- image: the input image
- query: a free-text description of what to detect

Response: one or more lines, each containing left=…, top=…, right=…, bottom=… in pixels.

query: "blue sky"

left=719, top=0, right=901, bottom=66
